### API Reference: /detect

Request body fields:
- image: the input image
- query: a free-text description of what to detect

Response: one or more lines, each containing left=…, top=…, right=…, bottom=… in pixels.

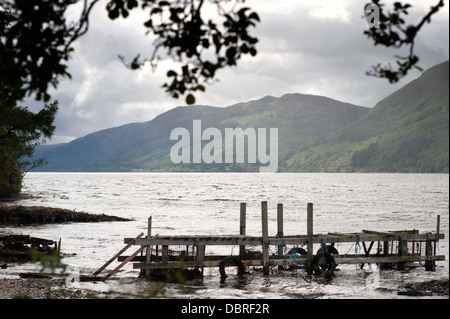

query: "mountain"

left=285, top=61, right=449, bottom=172
left=32, top=93, right=369, bottom=172
left=32, top=122, right=147, bottom=171
left=31, top=61, right=449, bottom=173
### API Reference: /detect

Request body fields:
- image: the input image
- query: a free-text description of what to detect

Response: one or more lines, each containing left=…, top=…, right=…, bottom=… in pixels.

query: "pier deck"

left=89, top=202, right=445, bottom=281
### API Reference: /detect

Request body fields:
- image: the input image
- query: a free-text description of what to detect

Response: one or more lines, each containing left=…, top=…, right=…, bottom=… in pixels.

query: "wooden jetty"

left=87, top=202, right=445, bottom=281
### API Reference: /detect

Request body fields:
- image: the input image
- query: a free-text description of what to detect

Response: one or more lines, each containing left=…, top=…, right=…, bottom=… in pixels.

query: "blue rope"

left=289, top=239, right=308, bottom=261
left=230, top=239, right=238, bottom=256
left=276, top=233, right=286, bottom=256
left=355, top=235, right=361, bottom=257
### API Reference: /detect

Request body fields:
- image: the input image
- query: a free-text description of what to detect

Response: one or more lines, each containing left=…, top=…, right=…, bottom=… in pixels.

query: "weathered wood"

left=102, top=246, right=145, bottom=281
left=261, top=201, right=270, bottom=275
left=277, top=203, right=284, bottom=269
left=335, top=255, right=446, bottom=265
left=146, top=216, right=152, bottom=278
left=125, top=232, right=443, bottom=247
left=134, top=259, right=262, bottom=270
left=360, top=241, right=374, bottom=269
left=196, top=245, right=206, bottom=271
left=434, top=215, right=440, bottom=261
left=239, top=203, right=246, bottom=259
left=306, top=203, right=313, bottom=275
left=116, top=202, right=446, bottom=278
left=93, top=232, right=144, bottom=276
left=131, top=254, right=446, bottom=270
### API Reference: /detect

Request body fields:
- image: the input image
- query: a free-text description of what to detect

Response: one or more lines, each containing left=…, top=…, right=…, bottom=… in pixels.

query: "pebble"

left=0, top=278, right=85, bottom=299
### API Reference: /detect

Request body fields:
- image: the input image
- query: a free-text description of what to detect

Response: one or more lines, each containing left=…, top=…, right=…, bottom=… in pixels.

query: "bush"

left=0, top=150, right=23, bottom=198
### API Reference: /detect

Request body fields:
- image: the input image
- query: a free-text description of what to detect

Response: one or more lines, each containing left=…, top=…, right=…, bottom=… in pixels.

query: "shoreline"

left=0, top=278, right=86, bottom=299
left=0, top=204, right=132, bottom=224
left=0, top=275, right=448, bottom=299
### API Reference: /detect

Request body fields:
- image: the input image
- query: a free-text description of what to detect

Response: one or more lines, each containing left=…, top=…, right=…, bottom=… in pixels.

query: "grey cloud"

left=22, top=1, right=449, bottom=144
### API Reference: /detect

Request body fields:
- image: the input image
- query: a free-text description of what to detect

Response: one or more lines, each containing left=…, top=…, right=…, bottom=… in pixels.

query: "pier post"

left=277, top=203, right=284, bottom=269
left=435, top=215, right=440, bottom=255
left=261, top=201, right=270, bottom=275
left=239, top=202, right=246, bottom=259
left=426, top=215, right=440, bottom=271
left=145, top=216, right=152, bottom=279
left=197, top=245, right=206, bottom=275
left=306, top=203, right=313, bottom=275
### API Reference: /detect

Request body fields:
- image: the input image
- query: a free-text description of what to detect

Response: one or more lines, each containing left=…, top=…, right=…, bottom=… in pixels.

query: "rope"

left=344, top=235, right=362, bottom=258
left=289, top=239, right=308, bottom=261
left=230, top=239, right=238, bottom=256
left=355, top=235, right=361, bottom=257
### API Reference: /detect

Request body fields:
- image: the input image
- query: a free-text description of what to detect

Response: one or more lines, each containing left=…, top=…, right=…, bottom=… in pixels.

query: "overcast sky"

left=24, top=0, right=449, bottom=144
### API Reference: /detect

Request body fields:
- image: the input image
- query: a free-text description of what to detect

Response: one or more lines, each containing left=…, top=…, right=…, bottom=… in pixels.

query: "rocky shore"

left=0, top=204, right=133, bottom=299
left=0, top=278, right=86, bottom=299
left=0, top=276, right=447, bottom=299
left=398, top=279, right=449, bottom=297
left=0, top=205, right=131, bottom=224
left=1, top=205, right=132, bottom=264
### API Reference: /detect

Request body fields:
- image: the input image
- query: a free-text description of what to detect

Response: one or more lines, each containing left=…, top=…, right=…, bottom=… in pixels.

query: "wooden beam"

left=146, top=216, right=152, bottom=278
left=93, top=232, right=144, bottom=276
left=335, top=255, right=445, bottom=265
left=102, top=246, right=145, bottom=281
left=277, top=203, right=284, bottom=269
left=306, top=203, right=313, bottom=275
left=125, top=232, right=444, bottom=247
left=239, top=202, right=246, bottom=259
left=261, top=201, right=270, bottom=275
left=131, top=254, right=446, bottom=270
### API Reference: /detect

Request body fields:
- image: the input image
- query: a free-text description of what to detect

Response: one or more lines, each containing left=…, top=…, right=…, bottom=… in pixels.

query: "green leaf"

left=167, top=70, right=177, bottom=77
left=195, top=84, right=205, bottom=92
left=186, top=94, right=195, bottom=105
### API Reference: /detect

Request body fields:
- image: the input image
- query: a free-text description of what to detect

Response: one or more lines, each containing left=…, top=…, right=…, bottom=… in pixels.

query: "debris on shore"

left=0, top=234, right=58, bottom=263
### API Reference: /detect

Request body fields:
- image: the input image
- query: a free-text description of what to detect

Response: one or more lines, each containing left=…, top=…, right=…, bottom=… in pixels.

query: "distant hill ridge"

left=32, top=61, right=449, bottom=173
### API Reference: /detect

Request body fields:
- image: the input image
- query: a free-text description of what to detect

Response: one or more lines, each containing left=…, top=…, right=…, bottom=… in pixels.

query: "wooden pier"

left=88, top=202, right=445, bottom=281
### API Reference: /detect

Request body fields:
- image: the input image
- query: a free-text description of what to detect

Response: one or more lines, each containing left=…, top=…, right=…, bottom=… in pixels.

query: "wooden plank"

left=335, top=255, right=445, bottom=265
left=145, top=217, right=152, bottom=278
left=197, top=245, right=205, bottom=269
left=133, top=259, right=266, bottom=270
left=102, top=246, right=145, bottom=281
left=277, top=203, right=284, bottom=269
left=360, top=241, right=374, bottom=269
left=363, top=230, right=395, bottom=235
left=306, top=203, right=313, bottom=275
left=328, top=232, right=359, bottom=236
left=261, top=201, right=270, bottom=275
left=119, top=254, right=230, bottom=262
left=124, top=232, right=444, bottom=247
left=131, top=254, right=446, bottom=269
left=128, top=236, right=263, bottom=246
left=93, top=232, right=144, bottom=276
left=239, top=202, right=246, bottom=259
